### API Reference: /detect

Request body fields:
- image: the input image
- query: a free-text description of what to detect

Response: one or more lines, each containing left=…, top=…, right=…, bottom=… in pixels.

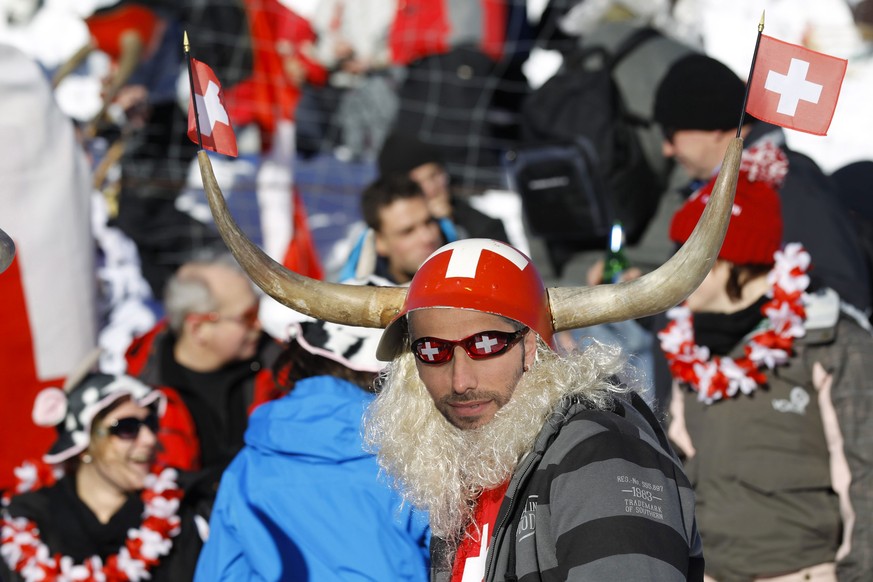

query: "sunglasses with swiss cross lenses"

left=411, top=328, right=529, bottom=365
left=96, top=413, right=160, bottom=440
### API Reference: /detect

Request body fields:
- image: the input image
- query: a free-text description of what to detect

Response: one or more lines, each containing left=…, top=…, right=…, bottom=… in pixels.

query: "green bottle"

left=602, top=221, right=630, bottom=284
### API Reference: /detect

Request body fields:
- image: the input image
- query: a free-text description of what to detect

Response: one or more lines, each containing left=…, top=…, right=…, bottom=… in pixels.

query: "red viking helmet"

left=376, top=239, right=553, bottom=360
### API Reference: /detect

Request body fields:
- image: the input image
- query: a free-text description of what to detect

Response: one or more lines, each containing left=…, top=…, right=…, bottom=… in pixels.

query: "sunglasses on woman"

left=411, top=328, right=529, bottom=365
left=97, top=413, right=160, bottom=440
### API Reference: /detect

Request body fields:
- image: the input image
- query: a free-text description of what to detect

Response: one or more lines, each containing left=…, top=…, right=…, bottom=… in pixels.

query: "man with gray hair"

left=125, top=252, right=282, bottom=483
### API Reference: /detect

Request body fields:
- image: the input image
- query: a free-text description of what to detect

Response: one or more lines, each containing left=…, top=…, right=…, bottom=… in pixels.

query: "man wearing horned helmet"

left=362, top=238, right=704, bottom=581
left=197, top=135, right=745, bottom=581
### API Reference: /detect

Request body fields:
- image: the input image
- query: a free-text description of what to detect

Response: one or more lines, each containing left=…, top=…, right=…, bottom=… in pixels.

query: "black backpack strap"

left=606, top=26, right=661, bottom=70
left=605, top=27, right=660, bottom=127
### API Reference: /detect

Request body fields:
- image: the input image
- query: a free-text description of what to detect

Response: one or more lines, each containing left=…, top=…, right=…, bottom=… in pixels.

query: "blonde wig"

left=363, top=338, right=636, bottom=547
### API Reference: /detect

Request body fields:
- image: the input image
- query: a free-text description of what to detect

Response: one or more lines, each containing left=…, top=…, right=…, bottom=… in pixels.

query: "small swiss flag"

left=746, top=35, right=847, bottom=136
left=187, top=57, right=238, bottom=157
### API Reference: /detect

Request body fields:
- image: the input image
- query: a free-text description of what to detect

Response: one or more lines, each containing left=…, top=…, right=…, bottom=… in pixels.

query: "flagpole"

left=0, top=227, right=15, bottom=274
left=184, top=31, right=204, bottom=150
left=737, top=11, right=766, bottom=137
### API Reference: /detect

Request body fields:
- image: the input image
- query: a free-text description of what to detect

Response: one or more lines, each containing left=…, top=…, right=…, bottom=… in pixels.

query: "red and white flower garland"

left=1, top=467, right=182, bottom=582
left=0, top=460, right=62, bottom=507
left=658, top=243, right=810, bottom=404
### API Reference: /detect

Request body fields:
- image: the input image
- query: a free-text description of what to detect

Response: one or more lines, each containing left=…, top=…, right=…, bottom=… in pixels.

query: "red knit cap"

left=669, top=172, right=783, bottom=265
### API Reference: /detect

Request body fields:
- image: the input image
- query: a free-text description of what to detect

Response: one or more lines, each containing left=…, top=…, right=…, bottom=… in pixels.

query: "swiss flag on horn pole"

left=187, top=57, right=238, bottom=157
left=746, top=35, right=847, bottom=136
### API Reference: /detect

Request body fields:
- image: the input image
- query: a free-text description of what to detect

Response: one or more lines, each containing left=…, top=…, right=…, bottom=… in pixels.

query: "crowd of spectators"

left=2, top=0, right=873, bottom=580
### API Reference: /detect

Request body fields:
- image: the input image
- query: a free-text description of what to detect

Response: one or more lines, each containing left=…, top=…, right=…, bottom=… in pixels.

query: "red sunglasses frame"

left=187, top=303, right=260, bottom=328
left=410, top=328, right=529, bottom=365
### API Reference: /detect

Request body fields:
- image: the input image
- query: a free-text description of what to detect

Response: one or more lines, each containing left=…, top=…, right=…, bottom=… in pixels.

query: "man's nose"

left=451, top=347, right=477, bottom=394
left=139, top=422, right=158, bottom=446
left=662, top=139, right=676, bottom=157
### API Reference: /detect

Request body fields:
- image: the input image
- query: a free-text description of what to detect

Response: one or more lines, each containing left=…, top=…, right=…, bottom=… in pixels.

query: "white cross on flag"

left=746, top=35, right=847, bottom=136
left=187, top=57, right=238, bottom=157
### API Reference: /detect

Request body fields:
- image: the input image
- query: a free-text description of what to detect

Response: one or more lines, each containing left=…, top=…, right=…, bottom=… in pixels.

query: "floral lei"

left=658, top=243, right=810, bottom=404
left=1, top=465, right=182, bottom=582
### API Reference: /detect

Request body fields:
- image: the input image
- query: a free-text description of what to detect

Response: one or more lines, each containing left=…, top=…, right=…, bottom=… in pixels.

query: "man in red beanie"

left=654, top=53, right=871, bottom=314
left=659, top=165, right=873, bottom=581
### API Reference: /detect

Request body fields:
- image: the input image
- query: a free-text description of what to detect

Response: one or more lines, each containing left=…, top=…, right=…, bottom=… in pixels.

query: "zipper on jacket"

left=483, top=450, right=540, bottom=581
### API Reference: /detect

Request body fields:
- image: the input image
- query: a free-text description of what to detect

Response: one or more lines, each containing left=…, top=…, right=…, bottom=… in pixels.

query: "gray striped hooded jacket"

left=432, top=392, right=704, bottom=581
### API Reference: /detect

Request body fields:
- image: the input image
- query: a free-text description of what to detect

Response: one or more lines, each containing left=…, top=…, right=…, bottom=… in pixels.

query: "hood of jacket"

left=244, top=375, right=374, bottom=463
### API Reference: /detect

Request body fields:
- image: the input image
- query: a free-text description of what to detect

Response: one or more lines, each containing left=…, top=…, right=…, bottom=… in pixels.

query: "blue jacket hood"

left=245, top=375, right=374, bottom=462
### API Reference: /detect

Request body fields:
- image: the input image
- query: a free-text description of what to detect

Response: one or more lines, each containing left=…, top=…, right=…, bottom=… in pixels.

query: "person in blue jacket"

left=194, top=317, right=431, bottom=581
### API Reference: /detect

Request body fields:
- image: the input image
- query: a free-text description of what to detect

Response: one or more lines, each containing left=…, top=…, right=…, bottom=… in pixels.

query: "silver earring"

left=81, top=453, right=93, bottom=464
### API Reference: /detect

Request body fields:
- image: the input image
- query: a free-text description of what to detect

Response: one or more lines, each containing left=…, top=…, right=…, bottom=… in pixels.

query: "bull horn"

left=198, top=152, right=406, bottom=328
left=0, top=227, right=15, bottom=274
left=200, top=138, right=741, bottom=332
left=83, top=30, right=144, bottom=140
left=549, top=137, right=743, bottom=330
left=52, top=41, right=95, bottom=89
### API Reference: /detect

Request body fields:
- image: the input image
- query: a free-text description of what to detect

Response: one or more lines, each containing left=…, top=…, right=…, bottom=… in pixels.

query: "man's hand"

left=586, top=259, right=642, bottom=286
left=425, top=194, right=453, bottom=221
left=110, top=84, right=150, bottom=128
left=283, top=56, right=307, bottom=86
left=334, top=39, right=355, bottom=61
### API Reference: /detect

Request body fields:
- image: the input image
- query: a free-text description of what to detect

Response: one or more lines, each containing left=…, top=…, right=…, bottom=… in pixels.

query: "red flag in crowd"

left=282, top=189, right=325, bottom=281
left=746, top=34, right=847, bottom=136
left=0, top=49, right=98, bottom=489
left=187, top=57, right=238, bottom=157
left=85, top=3, right=159, bottom=62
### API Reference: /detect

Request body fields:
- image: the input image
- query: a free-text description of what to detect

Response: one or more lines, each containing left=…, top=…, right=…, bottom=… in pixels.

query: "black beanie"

left=377, top=132, right=445, bottom=177
left=831, top=161, right=873, bottom=220
left=654, top=53, right=748, bottom=131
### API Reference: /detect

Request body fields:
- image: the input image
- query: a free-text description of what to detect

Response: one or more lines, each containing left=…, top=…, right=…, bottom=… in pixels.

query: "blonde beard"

left=363, top=339, right=630, bottom=546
